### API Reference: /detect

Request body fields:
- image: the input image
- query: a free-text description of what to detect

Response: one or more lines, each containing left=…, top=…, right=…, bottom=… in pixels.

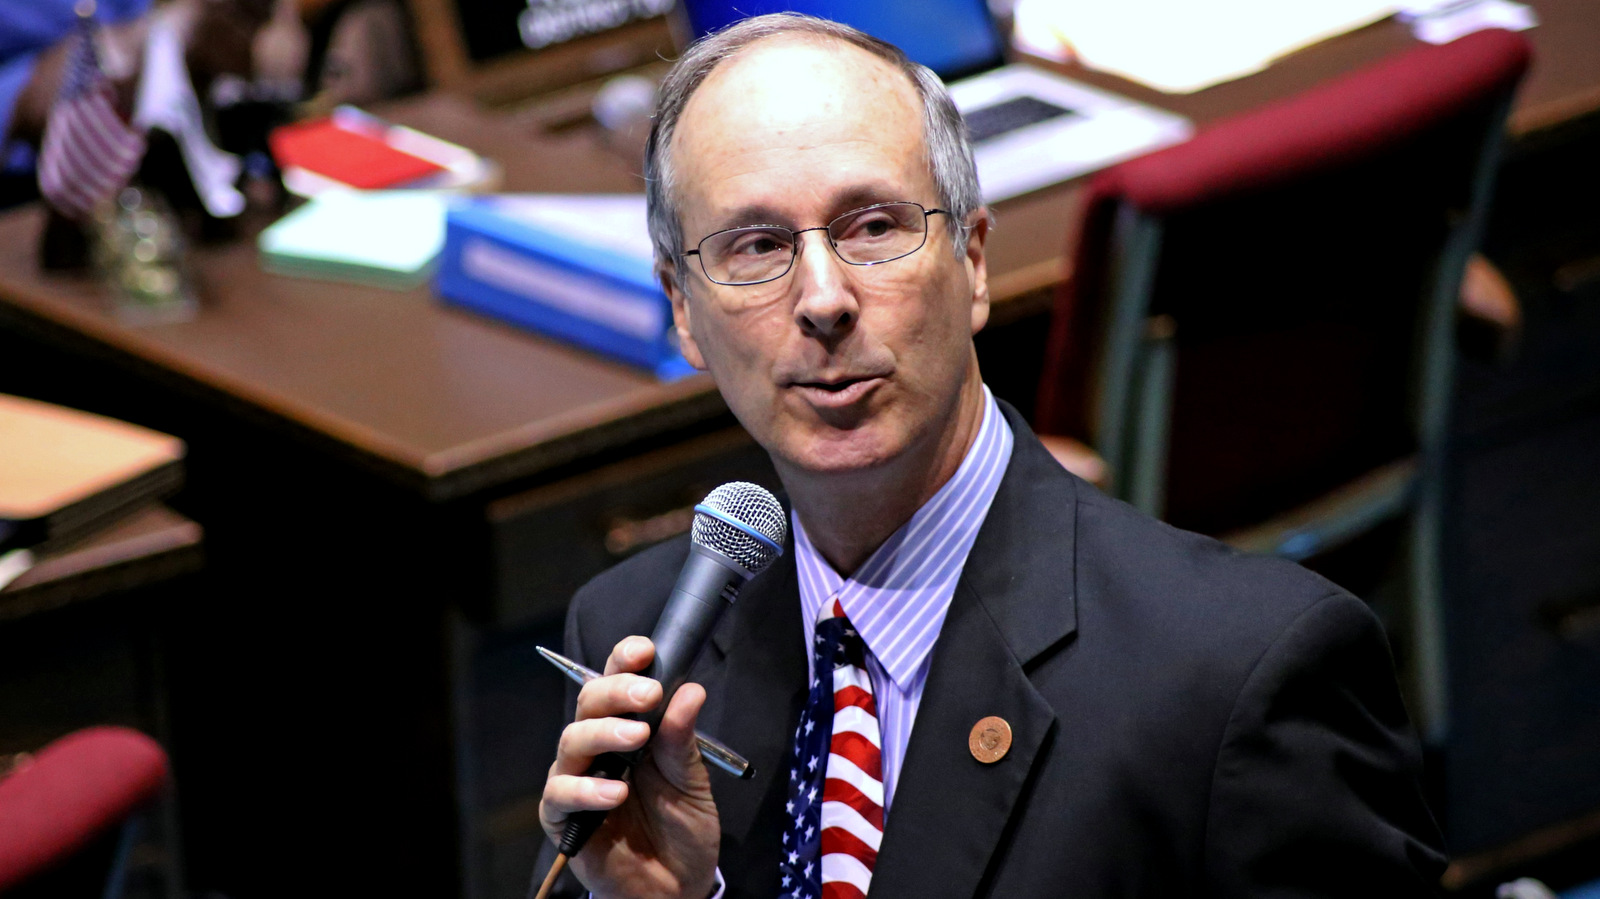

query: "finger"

left=540, top=774, right=629, bottom=830
left=602, top=636, right=655, bottom=676
left=575, top=673, right=663, bottom=722
left=553, top=717, right=652, bottom=776
left=650, top=681, right=709, bottom=777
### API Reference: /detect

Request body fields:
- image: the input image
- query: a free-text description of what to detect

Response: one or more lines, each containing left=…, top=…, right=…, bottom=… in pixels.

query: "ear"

left=964, top=208, right=991, bottom=335
left=661, top=261, right=708, bottom=370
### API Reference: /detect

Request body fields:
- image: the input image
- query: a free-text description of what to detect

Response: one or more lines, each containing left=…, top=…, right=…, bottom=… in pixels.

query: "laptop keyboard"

left=963, top=95, right=1079, bottom=144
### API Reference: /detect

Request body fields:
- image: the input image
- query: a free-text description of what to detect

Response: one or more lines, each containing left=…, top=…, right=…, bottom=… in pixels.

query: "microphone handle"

left=558, top=545, right=747, bottom=858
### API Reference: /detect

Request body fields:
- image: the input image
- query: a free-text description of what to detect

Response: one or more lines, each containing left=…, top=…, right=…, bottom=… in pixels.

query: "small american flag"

left=37, top=5, right=146, bottom=221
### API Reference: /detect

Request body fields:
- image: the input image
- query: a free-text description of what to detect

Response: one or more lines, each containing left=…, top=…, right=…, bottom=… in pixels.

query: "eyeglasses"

left=682, top=202, right=949, bottom=289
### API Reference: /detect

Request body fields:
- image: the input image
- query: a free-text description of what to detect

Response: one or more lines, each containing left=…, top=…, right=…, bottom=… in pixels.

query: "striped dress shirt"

left=791, top=385, right=1014, bottom=810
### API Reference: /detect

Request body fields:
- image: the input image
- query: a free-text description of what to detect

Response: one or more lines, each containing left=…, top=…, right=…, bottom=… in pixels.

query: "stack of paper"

left=1014, top=0, right=1400, bottom=93
left=0, top=395, right=185, bottom=588
left=1398, top=0, right=1537, bottom=45
left=258, top=191, right=448, bottom=289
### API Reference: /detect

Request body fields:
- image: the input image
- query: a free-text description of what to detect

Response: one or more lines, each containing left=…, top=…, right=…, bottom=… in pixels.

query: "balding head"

left=644, top=13, right=981, bottom=286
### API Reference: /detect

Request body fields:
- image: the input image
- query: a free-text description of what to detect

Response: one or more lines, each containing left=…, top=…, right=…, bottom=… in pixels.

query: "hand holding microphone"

left=538, top=635, right=720, bottom=899
left=536, top=483, right=786, bottom=899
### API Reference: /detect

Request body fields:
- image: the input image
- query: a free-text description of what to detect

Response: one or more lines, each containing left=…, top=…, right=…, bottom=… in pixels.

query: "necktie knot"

left=816, top=597, right=868, bottom=672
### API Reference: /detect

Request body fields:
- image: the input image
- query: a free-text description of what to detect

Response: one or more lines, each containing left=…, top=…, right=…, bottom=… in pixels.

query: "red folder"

left=269, top=117, right=445, bottom=189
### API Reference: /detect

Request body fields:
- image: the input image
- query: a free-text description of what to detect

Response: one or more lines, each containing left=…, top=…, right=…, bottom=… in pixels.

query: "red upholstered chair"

left=1033, top=29, right=1532, bottom=742
left=0, top=727, right=169, bottom=897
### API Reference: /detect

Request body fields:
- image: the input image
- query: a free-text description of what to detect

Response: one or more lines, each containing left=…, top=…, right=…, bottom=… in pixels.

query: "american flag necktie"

left=780, top=597, right=884, bottom=899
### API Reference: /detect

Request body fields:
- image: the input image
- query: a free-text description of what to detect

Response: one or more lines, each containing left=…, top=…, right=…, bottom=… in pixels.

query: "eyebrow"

left=706, top=184, right=911, bottom=233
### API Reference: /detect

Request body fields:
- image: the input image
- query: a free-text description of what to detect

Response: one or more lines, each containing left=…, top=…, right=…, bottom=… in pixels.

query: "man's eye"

left=730, top=232, right=789, bottom=256
left=840, top=214, right=899, bottom=241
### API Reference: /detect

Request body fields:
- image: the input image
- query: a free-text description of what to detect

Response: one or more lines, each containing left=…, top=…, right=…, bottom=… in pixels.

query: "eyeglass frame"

left=679, top=201, right=952, bottom=287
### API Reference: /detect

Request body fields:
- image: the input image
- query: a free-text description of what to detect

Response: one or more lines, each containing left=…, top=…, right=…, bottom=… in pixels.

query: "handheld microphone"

left=558, top=481, right=786, bottom=860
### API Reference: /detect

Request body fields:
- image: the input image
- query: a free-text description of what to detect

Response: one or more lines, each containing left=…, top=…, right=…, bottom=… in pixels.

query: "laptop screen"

left=676, top=0, right=1007, bottom=81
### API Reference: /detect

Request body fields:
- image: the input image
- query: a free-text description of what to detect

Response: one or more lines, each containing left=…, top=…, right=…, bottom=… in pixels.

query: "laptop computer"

left=674, top=0, right=1192, bottom=203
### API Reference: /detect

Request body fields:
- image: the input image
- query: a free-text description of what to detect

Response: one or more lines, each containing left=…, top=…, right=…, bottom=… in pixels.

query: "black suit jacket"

left=550, top=402, right=1445, bottom=897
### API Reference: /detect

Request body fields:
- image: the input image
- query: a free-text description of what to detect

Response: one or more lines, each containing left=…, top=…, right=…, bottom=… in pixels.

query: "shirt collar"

left=793, top=386, right=1014, bottom=687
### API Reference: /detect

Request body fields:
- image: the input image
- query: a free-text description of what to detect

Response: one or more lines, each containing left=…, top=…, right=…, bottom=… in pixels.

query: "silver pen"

left=536, top=645, right=754, bottom=780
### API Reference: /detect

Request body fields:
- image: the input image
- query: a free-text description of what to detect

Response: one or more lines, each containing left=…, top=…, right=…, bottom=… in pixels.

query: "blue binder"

left=433, top=196, right=696, bottom=380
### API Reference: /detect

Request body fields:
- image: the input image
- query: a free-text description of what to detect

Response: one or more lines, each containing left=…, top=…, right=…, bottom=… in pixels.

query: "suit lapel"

left=870, top=403, right=1081, bottom=897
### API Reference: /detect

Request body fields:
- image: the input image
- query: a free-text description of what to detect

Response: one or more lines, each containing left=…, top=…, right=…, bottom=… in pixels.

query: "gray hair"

left=644, top=13, right=983, bottom=287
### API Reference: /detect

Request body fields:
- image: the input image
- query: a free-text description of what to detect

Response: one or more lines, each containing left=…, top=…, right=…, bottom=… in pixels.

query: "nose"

left=790, top=229, right=859, bottom=344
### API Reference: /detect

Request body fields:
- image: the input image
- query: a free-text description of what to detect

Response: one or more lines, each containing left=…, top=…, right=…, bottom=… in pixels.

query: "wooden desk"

left=0, top=92, right=1080, bottom=504
left=995, top=0, right=1600, bottom=294
left=0, top=505, right=203, bottom=621
left=2, top=3, right=1594, bottom=509
left=0, top=7, right=1595, bottom=897
left=1037, top=0, right=1600, bottom=137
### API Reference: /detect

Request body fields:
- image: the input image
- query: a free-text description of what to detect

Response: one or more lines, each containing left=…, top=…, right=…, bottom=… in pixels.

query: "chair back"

left=0, top=726, right=168, bottom=897
left=1035, top=29, right=1532, bottom=535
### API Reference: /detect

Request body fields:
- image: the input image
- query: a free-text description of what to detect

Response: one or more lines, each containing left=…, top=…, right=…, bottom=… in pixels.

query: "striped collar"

left=792, top=386, right=1015, bottom=688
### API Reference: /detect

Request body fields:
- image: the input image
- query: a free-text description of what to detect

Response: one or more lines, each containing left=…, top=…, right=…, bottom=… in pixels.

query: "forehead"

left=670, top=36, right=931, bottom=225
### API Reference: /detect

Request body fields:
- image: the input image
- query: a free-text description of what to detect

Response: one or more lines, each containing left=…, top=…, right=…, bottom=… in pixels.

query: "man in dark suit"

left=537, top=13, right=1445, bottom=898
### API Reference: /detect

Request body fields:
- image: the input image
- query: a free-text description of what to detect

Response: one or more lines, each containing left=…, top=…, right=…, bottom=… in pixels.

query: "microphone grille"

left=692, top=482, right=786, bottom=573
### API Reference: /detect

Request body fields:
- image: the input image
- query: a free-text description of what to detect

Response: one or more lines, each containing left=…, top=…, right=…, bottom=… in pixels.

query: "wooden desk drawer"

left=485, top=427, right=779, bottom=626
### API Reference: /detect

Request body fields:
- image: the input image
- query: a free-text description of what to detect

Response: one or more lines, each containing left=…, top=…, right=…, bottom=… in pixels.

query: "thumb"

left=651, top=682, right=711, bottom=795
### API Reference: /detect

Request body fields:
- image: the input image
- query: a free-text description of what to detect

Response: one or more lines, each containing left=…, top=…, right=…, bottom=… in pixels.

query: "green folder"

left=258, top=191, right=448, bottom=290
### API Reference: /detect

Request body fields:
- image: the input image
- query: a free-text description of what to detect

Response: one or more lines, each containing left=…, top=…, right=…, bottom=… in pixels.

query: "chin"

left=777, top=425, right=907, bottom=478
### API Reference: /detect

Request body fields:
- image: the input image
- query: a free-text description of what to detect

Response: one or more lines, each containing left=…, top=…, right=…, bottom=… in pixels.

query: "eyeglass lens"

left=697, top=202, right=932, bottom=286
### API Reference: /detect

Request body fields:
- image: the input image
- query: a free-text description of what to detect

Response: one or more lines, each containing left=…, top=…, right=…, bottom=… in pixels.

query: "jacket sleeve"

left=1204, top=591, right=1447, bottom=896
